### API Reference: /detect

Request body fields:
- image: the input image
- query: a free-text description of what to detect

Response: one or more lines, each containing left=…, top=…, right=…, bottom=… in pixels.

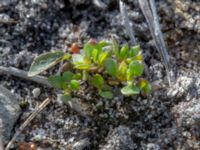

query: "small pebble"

left=96, top=101, right=103, bottom=108
left=32, top=88, right=41, bottom=98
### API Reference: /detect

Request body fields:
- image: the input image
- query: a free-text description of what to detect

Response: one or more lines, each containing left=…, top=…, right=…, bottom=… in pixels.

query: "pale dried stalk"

left=5, top=98, right=51, bottom=150
left=138, top=0, right=172, bottom=85
left=119, top=0, right=137, bottom=45
left=0, top=20, right=17, bottom=24
left=0, top=66, right=52, bottom=87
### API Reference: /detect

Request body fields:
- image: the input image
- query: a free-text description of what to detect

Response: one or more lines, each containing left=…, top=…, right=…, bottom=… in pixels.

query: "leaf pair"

left=111, top=38, right=141, bottom=60
left=119, top=44, right=129, bottom=61
left=128, top=45, right=140, bottom=58
left=83, top=40, right=109, bottom=59
left=72, top=54, right=91, bottom=70
left=121, top=83, right=140, bottom=96
left=48, top=71, right=80, bottom=91
left=92, top=49, right=110, bottom=66
left=117, top=61, right=127, bottom=81
left=121, top=79, right=151, bottom=96
left=105, top=59, right=144, bottom=81
left=127, top=60, right=144, bottom=80
left=90, top=74, right=113, bottom=99
left=111, top=38, right=129, bottom=61
left=48, top=71, right=80, bottom=102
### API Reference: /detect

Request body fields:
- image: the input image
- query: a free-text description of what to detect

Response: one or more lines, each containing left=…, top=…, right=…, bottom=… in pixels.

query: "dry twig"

left=5, top=98, right=51, bottom=150
left=0, top=66, right=51, bottom=87
left=0, top=20, right=17, bottom=24
left=0, top=66, right=91, bottom=122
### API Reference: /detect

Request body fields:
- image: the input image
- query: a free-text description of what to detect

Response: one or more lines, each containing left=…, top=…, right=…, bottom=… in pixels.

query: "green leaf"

left=91, top=74, right=104, bottom=90
left=129, top=45, right=140, bottom=57
left=70, top=80, right=80, bottom=90
left=138, top=78, right=147, bottom=88
left=102, top=84, right=112, bottom=91
left=126, top=69, right=133, bottom=81
left=48, top=75, right=65, bottom=89
left=91, top=41, right=109, bottom=64
left=74, top=64, right=91, bottom=70
left=73, top=73, right=82, bottom=80
left=63, top=71, right=74, bottom=83
left=119, top=61, right=127, bottom=75
left=28, top=51, right=64, bottom=77
left=92, top=49, right=99, bottom=63
left=98, top=51, right=109, bottom=65
left=72, top=54, right=84, bottom=64
left=82, top=70, right=89, bottom=81
left=134, top=51, right=143, bottom=61
left=99, top=91, right=113, bottom=99
left=83, top=43, right=94, bottom=58
left=119, top=43, right=128, bottom=60
left=105, top=58, right=118, bottom=76
left=117, top=61, right=128, bottom=81
left=72, top=54, right=91, bottom=70
left=98, top=40, right=110, bottom=48
left=61, top=93, right=72, bottom=102
left=143, top=83, right=152, bottom=94
left=84, top=42, right=102, bottom=58
left=111, top=38, right=119, bottom=58
left=138, top=79, right=152, bottom=94
left=61, top=53, right=71, bottom=61
left=121, top=84, right=140, bottom=96
left=128, top=60, right=144, bottom=77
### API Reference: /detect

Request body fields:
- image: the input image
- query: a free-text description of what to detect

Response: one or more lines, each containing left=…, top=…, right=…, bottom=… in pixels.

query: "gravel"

left=100, top=126, right=136, bottom=150
left=0, top=0, right=199, bottom=149
left=0, top=0, right=17, bottom=7
left=173, top=98, right=200, bottom=131
left=146, top=143, right=160, bottom=150
left=72, top=138, right=90, bottom=150
left=167, top=71, right=200, bottom=100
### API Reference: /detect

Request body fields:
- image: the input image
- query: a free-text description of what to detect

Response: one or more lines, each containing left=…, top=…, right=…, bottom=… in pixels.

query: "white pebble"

left=32, top=88, right=41, bottom=98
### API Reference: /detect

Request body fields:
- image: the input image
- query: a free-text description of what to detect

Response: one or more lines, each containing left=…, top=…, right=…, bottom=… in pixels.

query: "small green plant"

left=28, top=38, right=151, bottom=101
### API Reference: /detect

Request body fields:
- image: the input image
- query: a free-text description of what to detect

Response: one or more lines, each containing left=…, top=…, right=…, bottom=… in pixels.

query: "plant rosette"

left=28, top=38, right=151, bottom=101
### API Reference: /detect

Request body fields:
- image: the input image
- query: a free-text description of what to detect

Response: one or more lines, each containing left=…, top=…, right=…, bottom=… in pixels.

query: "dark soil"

left=0, top=0, right=199, bottom=149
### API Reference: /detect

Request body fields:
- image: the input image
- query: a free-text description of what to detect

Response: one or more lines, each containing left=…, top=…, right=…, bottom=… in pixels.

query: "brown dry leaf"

left=70, top=43, right=80, bottom=54
left=18, top=142, right=37, bottom=150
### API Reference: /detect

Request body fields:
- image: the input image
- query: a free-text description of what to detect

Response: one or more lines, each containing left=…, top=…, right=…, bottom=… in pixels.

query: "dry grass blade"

left=5, top=98, right=51, bottom=150
left=149, top=0, right=170, bottom=64
left=119, top=0, right=137, bottom=45
left=138, top=0, right=172, bottom=85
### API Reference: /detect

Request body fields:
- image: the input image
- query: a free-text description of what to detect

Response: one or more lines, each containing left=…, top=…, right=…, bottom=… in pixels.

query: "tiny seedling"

left=28, top=38, right=151, bottom=101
